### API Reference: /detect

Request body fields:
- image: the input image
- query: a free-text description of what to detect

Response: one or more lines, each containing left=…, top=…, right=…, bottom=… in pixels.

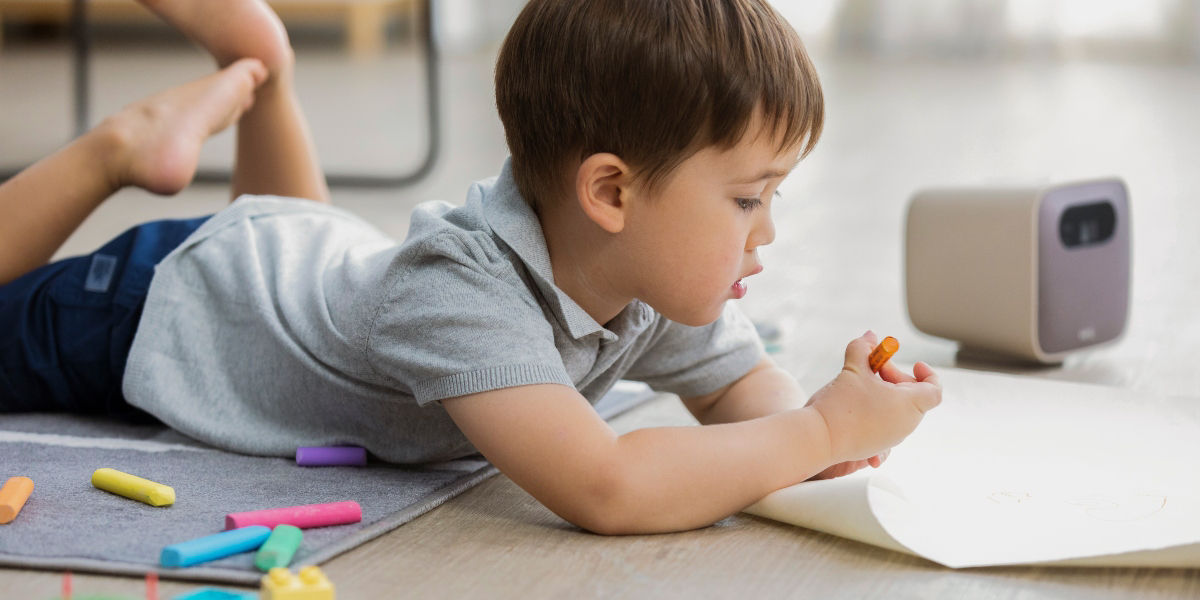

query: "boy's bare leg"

left=0, top=59, right=268, bottom=286
left=138, top=0, right=331, bottom=204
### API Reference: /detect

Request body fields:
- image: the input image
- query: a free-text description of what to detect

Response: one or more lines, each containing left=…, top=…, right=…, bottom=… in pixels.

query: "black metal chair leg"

left=71, top=0, right=89, bottom=138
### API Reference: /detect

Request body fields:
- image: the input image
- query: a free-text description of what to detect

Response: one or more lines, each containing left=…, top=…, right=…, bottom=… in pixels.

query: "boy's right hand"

left=806, top=332, right=942, bottom=464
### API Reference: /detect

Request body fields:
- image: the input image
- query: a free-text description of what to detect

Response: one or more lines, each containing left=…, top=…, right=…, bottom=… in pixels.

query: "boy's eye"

left=735, top=197, right=763, bottom=211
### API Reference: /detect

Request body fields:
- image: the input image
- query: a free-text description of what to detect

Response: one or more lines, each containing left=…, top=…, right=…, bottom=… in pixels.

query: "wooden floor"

left=2, top=26, right=1200, bottom=600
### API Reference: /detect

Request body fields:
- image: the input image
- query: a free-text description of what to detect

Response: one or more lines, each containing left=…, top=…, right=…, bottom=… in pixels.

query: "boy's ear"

left=575, top=153, right=631, bottom=234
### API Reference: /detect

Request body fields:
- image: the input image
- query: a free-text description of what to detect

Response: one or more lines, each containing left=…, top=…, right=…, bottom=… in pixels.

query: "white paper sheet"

left=745, top=367, right=1200, bottom=568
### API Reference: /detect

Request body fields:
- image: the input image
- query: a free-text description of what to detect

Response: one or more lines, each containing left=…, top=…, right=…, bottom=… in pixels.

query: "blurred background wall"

left=782, top=0, right=1200, bottom=61
left=437, top=0, right=1200, bottom=61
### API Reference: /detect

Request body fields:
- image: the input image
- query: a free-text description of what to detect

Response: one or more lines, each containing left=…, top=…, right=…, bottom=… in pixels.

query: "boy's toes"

left=231, top=57, right=270, bottom=87
left=224, top=58, right=270, bottom=106
left=199, top=59, right=269, bottom=134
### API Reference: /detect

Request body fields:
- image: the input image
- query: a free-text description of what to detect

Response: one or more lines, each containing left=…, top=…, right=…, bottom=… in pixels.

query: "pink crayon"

left=225, top=501, right=362, bottom=530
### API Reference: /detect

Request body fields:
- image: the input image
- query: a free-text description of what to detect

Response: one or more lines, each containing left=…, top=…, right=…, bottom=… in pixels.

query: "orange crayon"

left=0, top=476, right=34, bottom=524
left=868, top=336, right=899, bottom=373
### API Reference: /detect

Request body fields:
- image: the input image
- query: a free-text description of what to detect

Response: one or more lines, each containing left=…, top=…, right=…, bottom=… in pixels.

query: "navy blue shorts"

left=0, top=215, right=210, bottom=422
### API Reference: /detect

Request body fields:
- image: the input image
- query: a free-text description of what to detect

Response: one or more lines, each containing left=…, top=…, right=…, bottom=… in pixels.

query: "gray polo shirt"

left=123, top=160, right=763, bottom=463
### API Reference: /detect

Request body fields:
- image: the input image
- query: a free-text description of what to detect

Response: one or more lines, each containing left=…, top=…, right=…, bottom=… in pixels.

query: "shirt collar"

left=481, top=158, right=625, bottom=342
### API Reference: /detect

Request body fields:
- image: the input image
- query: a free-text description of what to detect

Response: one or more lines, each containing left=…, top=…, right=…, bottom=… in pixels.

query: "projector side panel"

left=905, top=187, right=1041, bottom=359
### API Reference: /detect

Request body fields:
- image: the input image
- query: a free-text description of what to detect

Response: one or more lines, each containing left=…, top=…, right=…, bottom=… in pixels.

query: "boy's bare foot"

left=97, top=58, right=269, bottom=195
left=138, top=0, right=293, bottom=73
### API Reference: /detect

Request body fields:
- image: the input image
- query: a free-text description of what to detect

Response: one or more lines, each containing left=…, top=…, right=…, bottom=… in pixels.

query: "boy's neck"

left=538, top=203, right=632, bottom=328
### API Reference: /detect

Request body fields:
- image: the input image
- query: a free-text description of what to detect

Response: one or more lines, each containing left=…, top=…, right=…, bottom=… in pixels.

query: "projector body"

left=905, top=178, right=1130, bottom=364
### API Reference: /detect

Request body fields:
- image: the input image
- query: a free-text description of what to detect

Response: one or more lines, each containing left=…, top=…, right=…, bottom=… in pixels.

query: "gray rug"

left=0, top=382, right=655, bottom=585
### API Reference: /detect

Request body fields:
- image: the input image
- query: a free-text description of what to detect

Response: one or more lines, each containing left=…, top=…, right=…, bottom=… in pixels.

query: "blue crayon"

left=161, top=525, right=272, bottom=568
left=173, top=588, right=258, bottom=600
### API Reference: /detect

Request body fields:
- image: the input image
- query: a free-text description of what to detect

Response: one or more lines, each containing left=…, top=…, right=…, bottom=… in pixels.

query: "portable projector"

left=904, top=178, right=1130, bottom=364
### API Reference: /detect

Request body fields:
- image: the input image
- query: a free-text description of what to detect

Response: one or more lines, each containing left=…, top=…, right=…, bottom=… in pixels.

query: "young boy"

left=0, top=0, right=941, bottom=535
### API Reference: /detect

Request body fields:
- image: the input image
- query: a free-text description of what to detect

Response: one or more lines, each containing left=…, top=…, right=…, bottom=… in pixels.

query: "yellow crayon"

left=91, top=468, right=175, bottom=507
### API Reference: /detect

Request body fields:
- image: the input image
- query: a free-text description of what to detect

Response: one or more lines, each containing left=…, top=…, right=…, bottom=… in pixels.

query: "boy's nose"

left=748, top=211, right=776, bottom=249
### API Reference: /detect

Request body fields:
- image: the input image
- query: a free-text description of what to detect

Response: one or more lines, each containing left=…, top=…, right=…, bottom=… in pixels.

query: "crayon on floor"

left=172, top=588, right=258, bottom=600
left=255, top=525, right=304, bottom=571
left=296, top=446, right=367, bottom=467
left=161, top=526, right=272, bottom=568
left=226, top=501, right=361, bottom=530
left=0, top=476, right=34, bottom=524
left=868, top=336, right=900, bottom=373
left=92, top=468, right=175, bottom=507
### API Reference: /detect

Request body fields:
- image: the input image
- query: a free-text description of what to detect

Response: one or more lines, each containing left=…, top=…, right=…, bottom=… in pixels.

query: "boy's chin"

left=654, top=302, right=725, bottom=328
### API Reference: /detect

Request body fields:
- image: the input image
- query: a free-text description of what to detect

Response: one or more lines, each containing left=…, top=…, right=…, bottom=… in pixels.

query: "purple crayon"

left=296, top=446, right=367, bottom=467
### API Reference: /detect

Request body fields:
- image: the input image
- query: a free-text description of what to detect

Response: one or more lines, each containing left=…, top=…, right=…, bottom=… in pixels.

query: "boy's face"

left=621, top=127, right=801, bottom=327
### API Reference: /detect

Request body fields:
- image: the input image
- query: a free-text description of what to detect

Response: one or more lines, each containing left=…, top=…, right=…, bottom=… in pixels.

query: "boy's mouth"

left=732, top=279, right=748, bottom=299
left=731, top=265, right=763, bottom=300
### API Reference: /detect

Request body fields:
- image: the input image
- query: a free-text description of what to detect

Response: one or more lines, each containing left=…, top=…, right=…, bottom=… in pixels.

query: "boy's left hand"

left=808, top=449, right=889, bottom=480
left=804, top=330, right=928, bottom=481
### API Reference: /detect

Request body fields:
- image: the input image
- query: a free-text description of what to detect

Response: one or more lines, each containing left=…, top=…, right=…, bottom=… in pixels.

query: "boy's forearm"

left=600, top=406, right=831, bottom=534
left=688, top=358, right=806, bottom=425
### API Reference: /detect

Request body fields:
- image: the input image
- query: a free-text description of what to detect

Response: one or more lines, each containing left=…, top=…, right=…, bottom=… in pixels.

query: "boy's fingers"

left=911, top=370, right=943, bottom=412
left=914, top=361, right=940, bottom=385
left=879, top=361, right=917, bottom=384
left=843, top=331, right=877, bottom=368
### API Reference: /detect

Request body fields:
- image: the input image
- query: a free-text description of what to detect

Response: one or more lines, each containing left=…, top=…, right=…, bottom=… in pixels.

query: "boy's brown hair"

left=495, top=0, right=824, bottom=211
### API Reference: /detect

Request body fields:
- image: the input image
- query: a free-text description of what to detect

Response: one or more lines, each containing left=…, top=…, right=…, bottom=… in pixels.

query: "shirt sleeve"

left=364, top=231, right=573, bottom=405
left=622, top=302, right=765, bottom=399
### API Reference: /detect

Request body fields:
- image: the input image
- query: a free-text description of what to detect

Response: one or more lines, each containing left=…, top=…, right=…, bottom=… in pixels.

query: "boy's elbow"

left=572, top=498, right=639, bottom=536
left=566, top=464, right=697, bottom=536
left=572, top=510, right=629, bottom=536
left=559, top=462, right=644, bottom=536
